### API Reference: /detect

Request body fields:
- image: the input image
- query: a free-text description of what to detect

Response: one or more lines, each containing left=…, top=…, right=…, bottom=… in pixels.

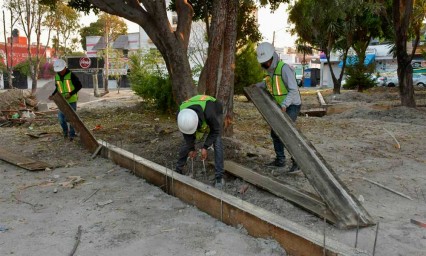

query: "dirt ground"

left=1, top=85, right=426, bottom=256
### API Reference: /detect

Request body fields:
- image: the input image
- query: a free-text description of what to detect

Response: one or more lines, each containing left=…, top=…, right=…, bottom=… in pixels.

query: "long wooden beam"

left=52, top=93, right=99, bottom=153
left=97, top=140, right=366, bottom=256
left=244, top=86, right=374, bottom=228
left=223, top=160, right=338, bottom=224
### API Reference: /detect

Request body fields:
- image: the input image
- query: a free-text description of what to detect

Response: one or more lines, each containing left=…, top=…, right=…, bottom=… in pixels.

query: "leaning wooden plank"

left=98, top=140, right=366, bottom=256
left=244, top=86, right=374, bottom=228
left=0, top=147, right=51, bottom=171
left=316, top=91, right=327, bottom=106
left=223, top=160, right=338, bottom=224
left=52, top=93, right=99, bottom=153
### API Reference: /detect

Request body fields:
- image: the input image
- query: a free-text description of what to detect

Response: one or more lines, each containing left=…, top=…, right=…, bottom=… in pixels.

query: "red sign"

left=79, top=57, right=91, bottom=69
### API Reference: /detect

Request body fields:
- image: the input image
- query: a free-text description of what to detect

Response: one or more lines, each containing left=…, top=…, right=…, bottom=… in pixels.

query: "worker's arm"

left=69, top=72, right=83, bottom=96
left=281, top=64, right=301, bottom=108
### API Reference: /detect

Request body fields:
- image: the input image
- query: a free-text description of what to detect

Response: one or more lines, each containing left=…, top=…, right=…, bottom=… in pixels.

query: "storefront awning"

left=338, top=54, right=375, bottom=68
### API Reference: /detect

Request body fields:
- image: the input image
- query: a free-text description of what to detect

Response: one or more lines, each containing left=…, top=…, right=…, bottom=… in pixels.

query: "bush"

left=343, top=58, right=376, bottom=91
left=128, top=50, right=176, bottom=112
left=234, top=42, right=264, bottom=95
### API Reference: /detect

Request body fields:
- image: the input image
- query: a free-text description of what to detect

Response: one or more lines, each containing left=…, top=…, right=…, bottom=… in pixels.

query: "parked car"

left=386, top=76, right=399, bottom=87
left=413, top=74, right=426, bottom=87
left=371, top=75, right=387, bottom=86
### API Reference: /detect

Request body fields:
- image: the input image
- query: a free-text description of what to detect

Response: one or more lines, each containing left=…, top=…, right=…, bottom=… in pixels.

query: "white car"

left=386, top=76, right=399, bottom=87
left=413, top=74, right=426, bottom=87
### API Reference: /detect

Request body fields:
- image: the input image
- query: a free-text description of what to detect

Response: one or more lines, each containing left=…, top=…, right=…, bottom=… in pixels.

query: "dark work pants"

left=271, top=104, right=301, bottom=163
left=58, top=102, right=77, bottom=138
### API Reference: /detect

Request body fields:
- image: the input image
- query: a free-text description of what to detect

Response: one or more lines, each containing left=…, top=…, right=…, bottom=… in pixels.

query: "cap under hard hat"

left=177, top=108, right=199, bottom=134
left=53, top=59, right=67, bottom=72
left=256, top=42, right=275, bottom=63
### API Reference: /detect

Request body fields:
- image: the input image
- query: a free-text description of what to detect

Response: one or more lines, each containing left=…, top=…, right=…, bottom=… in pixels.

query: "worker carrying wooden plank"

left=255, top=42, right=302, bottom=172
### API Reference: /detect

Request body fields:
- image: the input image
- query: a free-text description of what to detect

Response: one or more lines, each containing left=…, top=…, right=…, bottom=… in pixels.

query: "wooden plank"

left=223, top=160, right=338, bottom=224
left=0, top=147, right=51, bottom=171
left=52, top=93, right=99, bottom=153
left=316, top=91, right=327, bottom=106
left=99, top=140, right=363, bottom=256
left=244, top=86, right=374, bottom=228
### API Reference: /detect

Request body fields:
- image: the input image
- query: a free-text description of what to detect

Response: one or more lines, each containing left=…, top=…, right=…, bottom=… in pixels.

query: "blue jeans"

left=176, top=135, right=224, bottom=180
left=58, top=102, right=77, bottom=138
left=271, top=104, right=301, bottom=163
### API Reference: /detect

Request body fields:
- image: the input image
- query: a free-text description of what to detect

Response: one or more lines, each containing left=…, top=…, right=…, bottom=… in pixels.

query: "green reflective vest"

left=264, top=61, right=288, bottom=105
left=180, top=95, right=216, bottom=140
left=55, top=72, right=78, bottom=103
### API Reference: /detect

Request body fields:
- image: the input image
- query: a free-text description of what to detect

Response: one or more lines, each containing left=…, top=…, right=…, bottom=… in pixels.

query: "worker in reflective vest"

left=255, top=42, right=302, bottom=173
left=48, top=59, right=82, bottom=142
left=176, top=95, right=225, bottom=189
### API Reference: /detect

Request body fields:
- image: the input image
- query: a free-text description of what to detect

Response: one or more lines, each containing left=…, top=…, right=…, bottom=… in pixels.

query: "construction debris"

left=0, top=147, right=52, bottom=171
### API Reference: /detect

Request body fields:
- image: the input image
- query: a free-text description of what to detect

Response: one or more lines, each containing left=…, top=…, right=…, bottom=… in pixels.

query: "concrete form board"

left=223, top=160, right=338, bottom=224
left=51, top=93, right=99, bottom=153
left=243, top=86, right=374, bottom=228
left=98, top=140, right=366, bottom=256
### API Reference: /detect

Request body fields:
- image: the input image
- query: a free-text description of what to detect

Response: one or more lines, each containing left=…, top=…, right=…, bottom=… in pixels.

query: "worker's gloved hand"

left=188, top=151, right=197, bottom=159
left=200, top=148, right=208, bottom=160
left=65, top=93, right=71, bottom=99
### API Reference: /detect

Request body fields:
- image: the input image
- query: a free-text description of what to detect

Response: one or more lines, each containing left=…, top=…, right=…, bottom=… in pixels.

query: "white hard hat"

left=53, top=59, right=67, bottom=72
left=257, top=42, right=275, bottom=63
left=177, top=109, right=199, bottom=134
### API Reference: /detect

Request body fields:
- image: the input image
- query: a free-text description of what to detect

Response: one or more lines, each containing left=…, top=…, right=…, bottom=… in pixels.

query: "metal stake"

left=355, top=214, right=359, bottom=248
left=372, top=222, right=379, bottom=256
left=202, top=160, right=207, bottom=180
left=323, top=212, right=326, bottom=256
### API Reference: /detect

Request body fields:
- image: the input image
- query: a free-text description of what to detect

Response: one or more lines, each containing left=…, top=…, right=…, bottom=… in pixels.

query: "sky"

left=0, top=3, right=296, bottom=49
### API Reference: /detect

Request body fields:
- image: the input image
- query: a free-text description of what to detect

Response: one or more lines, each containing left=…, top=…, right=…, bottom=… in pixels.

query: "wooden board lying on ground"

left=98, top=140, right=365, bottom=256
left=244, top=86, right=374, bottom=229
left=0, top=147, right=51, bottom=171
left=52, top=93, right=99, bottom=153
left=223, top=160, right=338, bottom=224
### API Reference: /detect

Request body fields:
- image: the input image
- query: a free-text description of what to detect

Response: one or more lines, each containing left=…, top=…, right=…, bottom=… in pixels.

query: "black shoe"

left=288, top=163, right=301, bottom=173
left=215, top=178, right=225, bottom=189
left=266, top=159, right=285, bottom=167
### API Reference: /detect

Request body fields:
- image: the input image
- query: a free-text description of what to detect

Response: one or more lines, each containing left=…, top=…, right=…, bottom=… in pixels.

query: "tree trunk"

left=88, top=0, right=196, bottom=103
left=393, top=0, right=416, bottom=107
left=216, top=0, right=238, bottom=136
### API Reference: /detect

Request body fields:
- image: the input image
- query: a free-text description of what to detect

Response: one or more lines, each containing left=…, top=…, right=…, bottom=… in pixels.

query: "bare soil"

left=1, top=86, right=426, bottom=256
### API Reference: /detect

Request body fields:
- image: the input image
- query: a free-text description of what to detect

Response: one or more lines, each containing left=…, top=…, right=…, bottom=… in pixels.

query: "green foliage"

left=343, top=63, right=376, bottom=91
left=234, top=42, right=264, bottom=94
left=128, top=50, right=176, bottom=112
left=168, top=0, right=262, bottom=50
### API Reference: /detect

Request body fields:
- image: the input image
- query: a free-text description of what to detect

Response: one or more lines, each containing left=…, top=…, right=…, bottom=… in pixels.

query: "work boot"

left=288, top=162, right=301, bottom=174
left=266, top=159, right=285, bottom=167
left=215, top=178, right=225, bottom=189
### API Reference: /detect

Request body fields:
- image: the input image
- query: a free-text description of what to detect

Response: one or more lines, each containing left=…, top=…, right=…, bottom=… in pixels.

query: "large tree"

left=66, top=0, right=197, bottom=104
left=390, top=0, right=425, bottom=107
left=44, top=2, right=80, bottom=56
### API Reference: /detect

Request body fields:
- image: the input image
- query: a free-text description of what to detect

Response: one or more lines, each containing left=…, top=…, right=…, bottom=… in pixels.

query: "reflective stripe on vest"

left=55, top=72, right=78, bottom=103
left=265, top=61, right=288, bottom=105
left=179, top=95, right=216, bottom=139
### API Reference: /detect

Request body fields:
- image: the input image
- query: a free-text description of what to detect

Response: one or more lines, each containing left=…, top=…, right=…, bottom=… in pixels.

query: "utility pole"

left=272, top=31, right=275, bottom=46
left=104, top=15, right=110, bottom=94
